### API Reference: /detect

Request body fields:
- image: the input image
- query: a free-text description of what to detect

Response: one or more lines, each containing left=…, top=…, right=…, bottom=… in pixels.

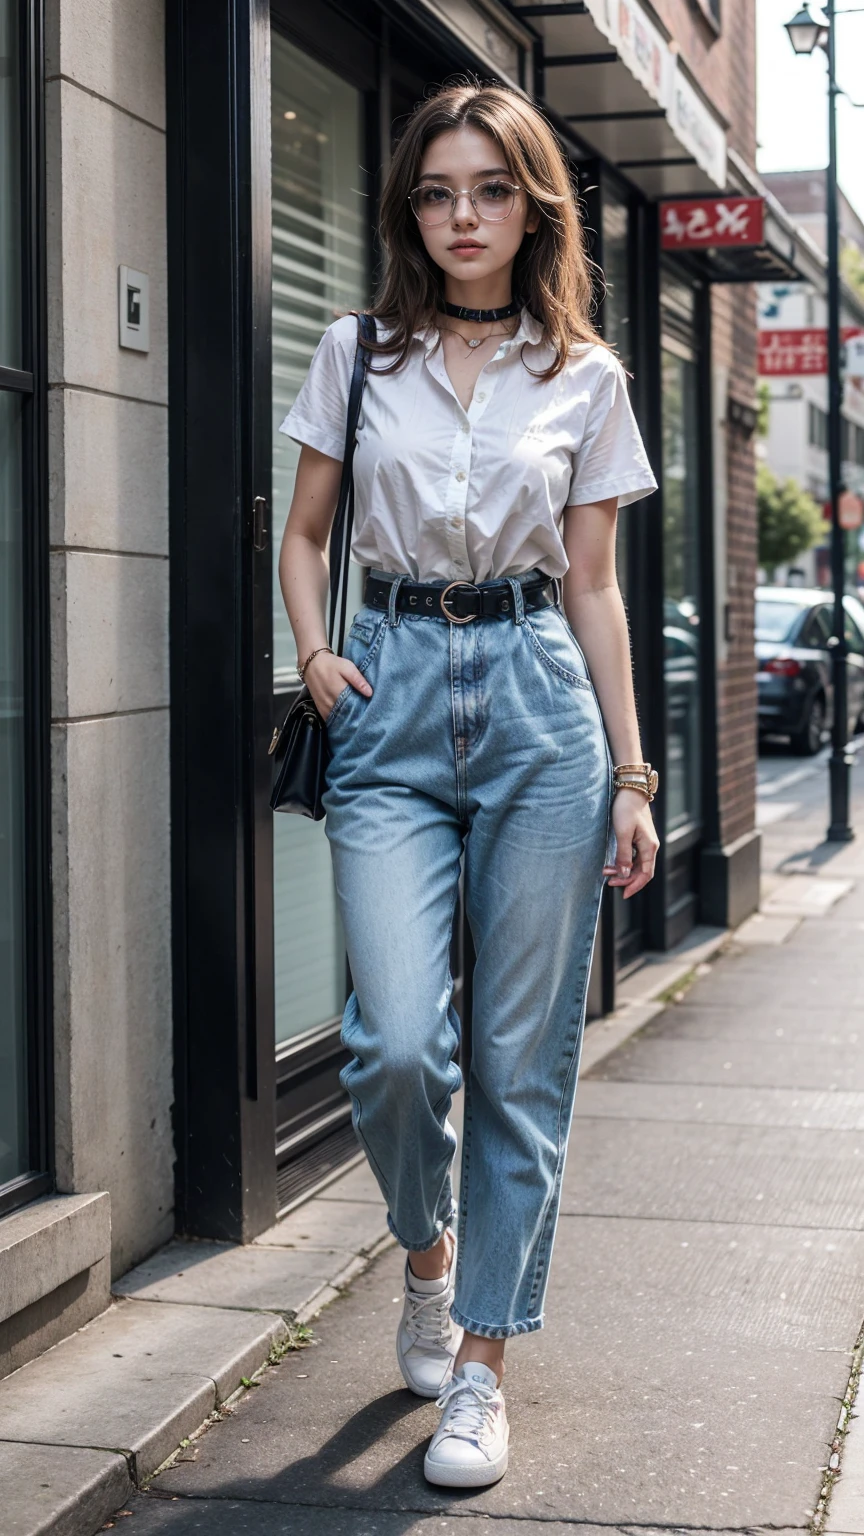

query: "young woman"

left=278, top=82, right=659, bottom=1489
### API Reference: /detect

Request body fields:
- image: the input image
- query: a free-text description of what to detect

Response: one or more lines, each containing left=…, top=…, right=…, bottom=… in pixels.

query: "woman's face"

left=412, top=125, right=539, bottom=290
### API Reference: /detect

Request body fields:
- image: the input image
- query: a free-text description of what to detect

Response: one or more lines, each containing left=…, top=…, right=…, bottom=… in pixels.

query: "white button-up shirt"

left=280, top=309, right=656, bottom=583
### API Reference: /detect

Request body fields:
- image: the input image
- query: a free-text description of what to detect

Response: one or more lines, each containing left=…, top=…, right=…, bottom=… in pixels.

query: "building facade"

left=3, top=0, right=818, bottom=1379
left=757, top=172, right=864, bottom=590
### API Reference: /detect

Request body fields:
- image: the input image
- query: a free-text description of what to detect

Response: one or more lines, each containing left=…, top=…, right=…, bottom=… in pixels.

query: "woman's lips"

left=449, top=242, right=484, bottom=254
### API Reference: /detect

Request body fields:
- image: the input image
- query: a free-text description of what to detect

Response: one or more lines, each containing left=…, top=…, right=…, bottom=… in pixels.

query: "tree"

left=757, top=464, right=825, bottom=581
left=840, top=242, right=864, bottom=303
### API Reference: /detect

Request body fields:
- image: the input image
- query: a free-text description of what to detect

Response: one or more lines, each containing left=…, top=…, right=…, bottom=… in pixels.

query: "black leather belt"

left=365, top=571, right=559, bottom=624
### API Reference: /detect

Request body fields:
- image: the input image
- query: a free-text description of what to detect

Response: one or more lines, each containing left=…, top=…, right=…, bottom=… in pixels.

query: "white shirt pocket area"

left=279, top=310, right=657, bottom=584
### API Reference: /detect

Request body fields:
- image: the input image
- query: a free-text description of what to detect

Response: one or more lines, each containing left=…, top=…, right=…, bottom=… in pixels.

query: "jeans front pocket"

left=325, top=609, right=388, bottom=728
left=524, top=607, right=593, bottom=691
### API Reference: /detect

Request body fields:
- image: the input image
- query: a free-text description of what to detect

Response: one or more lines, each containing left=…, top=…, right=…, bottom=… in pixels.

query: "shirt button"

left=455, top=471, right=466, bottom=482
left=476, top=391, right=486, bottom=401
left=460, top=422, right=470, bottom=434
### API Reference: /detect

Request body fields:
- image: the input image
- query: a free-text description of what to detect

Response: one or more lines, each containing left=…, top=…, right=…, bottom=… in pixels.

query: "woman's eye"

left=421, top=186, right=449, bottom=204
left=478, top=181, right=508, bottom=200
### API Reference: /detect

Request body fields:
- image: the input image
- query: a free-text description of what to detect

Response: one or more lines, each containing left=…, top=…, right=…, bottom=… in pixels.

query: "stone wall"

left=46, top=0, right=173, bottom=1277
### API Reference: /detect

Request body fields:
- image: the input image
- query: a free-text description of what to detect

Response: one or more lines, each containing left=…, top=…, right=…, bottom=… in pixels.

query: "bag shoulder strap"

left=328, top=311, right=376, bottom=656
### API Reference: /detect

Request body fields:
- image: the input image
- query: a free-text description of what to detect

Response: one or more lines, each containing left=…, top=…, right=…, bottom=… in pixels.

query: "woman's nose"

left=451, top=190, right=477, bottom=225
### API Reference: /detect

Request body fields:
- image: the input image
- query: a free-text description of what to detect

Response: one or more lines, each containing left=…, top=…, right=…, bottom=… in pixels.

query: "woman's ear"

left=525, top=201, right=541, bottom=235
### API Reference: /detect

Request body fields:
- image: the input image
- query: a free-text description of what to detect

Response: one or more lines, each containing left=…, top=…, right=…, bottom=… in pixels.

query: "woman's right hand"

left=304, top=650, right=373, bottom=719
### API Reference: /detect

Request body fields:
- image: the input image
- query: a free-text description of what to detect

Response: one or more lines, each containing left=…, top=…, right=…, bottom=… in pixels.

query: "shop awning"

left=514, top=0, right=728, bottom=195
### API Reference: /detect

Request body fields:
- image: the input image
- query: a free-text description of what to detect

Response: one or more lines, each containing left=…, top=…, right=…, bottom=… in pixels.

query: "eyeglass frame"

left=407, top=179, right=523, bottom=227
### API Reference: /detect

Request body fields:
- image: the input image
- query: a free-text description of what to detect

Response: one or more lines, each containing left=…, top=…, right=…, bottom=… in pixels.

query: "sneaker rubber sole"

left=423, top=1444, right=509, bottom=1488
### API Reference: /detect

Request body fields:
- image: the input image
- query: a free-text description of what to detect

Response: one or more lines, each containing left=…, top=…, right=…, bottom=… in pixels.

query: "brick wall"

left=713, top=285, right=759, bottom=848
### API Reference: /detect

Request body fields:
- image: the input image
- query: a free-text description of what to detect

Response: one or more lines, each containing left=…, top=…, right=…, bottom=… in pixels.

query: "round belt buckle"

left=440, top=580, right=480, bottom=623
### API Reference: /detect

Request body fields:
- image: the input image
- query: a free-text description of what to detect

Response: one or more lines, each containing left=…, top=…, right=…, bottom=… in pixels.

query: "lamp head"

left=784, top=3, right=824, bottom=54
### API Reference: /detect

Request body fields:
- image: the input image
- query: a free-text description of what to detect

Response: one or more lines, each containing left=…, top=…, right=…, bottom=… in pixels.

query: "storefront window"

left=270, top=31, right=367, bottom=1047
left=0, top=0, right=28, bottom=1187
left=601, top=186, right=632, bottom=600
left=662, top=341, right=701, bottom=834
left=0, top=0, right=21, bottom=368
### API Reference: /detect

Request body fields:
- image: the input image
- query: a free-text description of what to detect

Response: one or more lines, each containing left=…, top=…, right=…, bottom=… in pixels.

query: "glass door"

left=270, top=28, right=369, bottom=1208
left=599, top=179, right=646, bottom=976
left=660, top=270, right=703, bottom=940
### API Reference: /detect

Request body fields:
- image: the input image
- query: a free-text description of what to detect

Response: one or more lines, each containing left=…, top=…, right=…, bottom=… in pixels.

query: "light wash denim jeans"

left=323, top=570, right=612, bottom=1339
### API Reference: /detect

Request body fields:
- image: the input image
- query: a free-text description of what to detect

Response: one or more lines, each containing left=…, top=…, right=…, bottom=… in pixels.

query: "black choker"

left=438, top=298, right=521, bottom=323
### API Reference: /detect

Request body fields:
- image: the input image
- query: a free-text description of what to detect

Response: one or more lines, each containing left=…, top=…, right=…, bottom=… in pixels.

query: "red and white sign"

left=758, top=328, right=864, bottom=376
left=660, top=196, right=764, bottom=249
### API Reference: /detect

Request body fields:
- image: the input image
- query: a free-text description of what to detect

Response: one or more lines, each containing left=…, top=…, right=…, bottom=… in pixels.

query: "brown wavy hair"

left=366, top=81, right=604, bottom=380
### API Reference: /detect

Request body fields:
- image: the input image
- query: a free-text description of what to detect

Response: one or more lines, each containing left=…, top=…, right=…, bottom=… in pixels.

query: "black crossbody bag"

left=269, top=312, right=376, bottom=820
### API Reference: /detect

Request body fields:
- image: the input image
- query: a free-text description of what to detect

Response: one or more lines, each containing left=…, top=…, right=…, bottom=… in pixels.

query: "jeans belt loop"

left=387, top=573, right=407, bottom=627
left=505, top=576, right=525, bottom=625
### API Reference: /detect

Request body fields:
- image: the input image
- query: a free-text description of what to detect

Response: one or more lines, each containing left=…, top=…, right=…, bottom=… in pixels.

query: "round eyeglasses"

left=408, top=179, right=521, bottom=227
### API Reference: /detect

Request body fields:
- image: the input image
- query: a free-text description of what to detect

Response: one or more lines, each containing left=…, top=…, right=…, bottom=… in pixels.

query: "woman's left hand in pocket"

left=603, top=788, right=660, bottom=899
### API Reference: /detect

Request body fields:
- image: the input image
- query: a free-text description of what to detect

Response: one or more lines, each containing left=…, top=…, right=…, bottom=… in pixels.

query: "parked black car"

left=756, top=587, right=864, bottom=754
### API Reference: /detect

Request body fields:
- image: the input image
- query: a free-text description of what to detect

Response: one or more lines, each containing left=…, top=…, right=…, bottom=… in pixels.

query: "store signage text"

left=758, top=328, right=864, bottom=376
left=660, top=197, right=764, bottom=249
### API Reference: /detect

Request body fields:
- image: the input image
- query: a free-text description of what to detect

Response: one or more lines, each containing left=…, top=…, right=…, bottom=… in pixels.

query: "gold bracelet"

left=612, top=762, right=659, bottom=802
left=298, top=645, right=333, bottom=683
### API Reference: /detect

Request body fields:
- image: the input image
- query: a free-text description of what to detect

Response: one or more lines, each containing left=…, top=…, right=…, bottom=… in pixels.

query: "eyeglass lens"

left=409, top=180, right=517, bottom=225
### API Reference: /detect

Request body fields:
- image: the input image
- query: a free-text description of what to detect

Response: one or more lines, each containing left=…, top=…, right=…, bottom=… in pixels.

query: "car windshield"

left=755, top=600, right=805, bottom=643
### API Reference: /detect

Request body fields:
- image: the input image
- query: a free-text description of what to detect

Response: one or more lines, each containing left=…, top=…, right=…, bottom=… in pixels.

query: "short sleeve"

left=566, top=354, right=657, bottom=508
left=277, top=314, right=357, bottom=460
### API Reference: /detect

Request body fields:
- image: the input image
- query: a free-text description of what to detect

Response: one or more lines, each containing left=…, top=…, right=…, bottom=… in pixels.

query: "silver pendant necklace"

left=441, top=320, right=518, bottom=356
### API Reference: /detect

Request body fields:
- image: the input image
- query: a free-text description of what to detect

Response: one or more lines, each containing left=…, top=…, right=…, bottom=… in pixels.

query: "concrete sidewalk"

left=98, top=759, right=864, bottom=1535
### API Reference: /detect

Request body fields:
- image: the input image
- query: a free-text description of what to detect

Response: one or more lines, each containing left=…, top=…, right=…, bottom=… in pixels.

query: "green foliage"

left=841, top=242, right=864, bottom=302
left=756, top=381, right=770, bottom=439
left=757, top=463, right=825, bottom=580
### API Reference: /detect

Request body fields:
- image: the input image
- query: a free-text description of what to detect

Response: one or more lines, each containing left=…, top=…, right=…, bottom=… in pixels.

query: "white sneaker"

left=423, top=1362, right=509, bottom=1488
left=396, top=1233, right=463, bottom=1399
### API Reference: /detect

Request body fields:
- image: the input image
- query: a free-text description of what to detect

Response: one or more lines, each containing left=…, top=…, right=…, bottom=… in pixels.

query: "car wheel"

left=790, top=694, right=825, bottom=756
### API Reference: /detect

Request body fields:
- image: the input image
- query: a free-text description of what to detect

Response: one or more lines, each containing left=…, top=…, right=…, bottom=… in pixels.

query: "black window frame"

left=0, top=0, right=52, bottom=1220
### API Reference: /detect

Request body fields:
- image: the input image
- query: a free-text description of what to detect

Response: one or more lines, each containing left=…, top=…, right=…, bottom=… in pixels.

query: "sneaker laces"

left=404, top=1287, right=453, bottom=1348
left=435, top=1375, right=499, bottom=1444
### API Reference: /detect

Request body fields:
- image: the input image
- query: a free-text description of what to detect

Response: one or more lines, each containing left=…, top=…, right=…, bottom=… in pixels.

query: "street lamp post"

left=785, top=2, right=854, bottom=841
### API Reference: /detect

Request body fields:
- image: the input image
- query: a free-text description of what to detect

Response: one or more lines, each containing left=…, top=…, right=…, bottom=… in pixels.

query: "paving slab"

left=255, top=1198, right=390, bottom=1256
left=826, top=1402, right=864, bottom=1533
left=673, top=961, right=864, bottom=1011
left=638, top=1002, right=864, bottom=1042
left=113, top=1238, right=358, bottom=1314
left=135, top=1242, right=839, bottom=1529
left=734, top=911, right=801, bottom=944
left=575, top=1079, right=864, bottom=1130
left=590, top=1034, right=864, bottom=1090
left=0, top=1297, right=286, bottom=1482
left=762, top=875, right=854, bottom=914
left=123, top=1501, right=634, bottom=1536
left=0, top=1441, right=131, bottom=1536
left=315, top=1159, right=386, bottom=1206
left=561, top=1116, right=864, bottom=1230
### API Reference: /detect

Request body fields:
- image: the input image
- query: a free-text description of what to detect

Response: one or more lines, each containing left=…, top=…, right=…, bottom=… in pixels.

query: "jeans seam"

left=526, top=869, right=606, bottom=1311
left=523, top=618, right=593, bottom=691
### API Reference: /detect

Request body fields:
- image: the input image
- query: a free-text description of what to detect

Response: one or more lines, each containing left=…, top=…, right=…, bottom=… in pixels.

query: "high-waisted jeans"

left=323, top=570, right=612, bottom=1339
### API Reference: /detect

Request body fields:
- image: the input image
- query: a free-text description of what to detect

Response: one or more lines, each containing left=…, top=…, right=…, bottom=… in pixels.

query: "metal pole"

left=825, top=0, right=855, bottom=841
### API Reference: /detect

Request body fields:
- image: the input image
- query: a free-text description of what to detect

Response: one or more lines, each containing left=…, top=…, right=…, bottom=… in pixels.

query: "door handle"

left=252, top=495, right=268, bottom=551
